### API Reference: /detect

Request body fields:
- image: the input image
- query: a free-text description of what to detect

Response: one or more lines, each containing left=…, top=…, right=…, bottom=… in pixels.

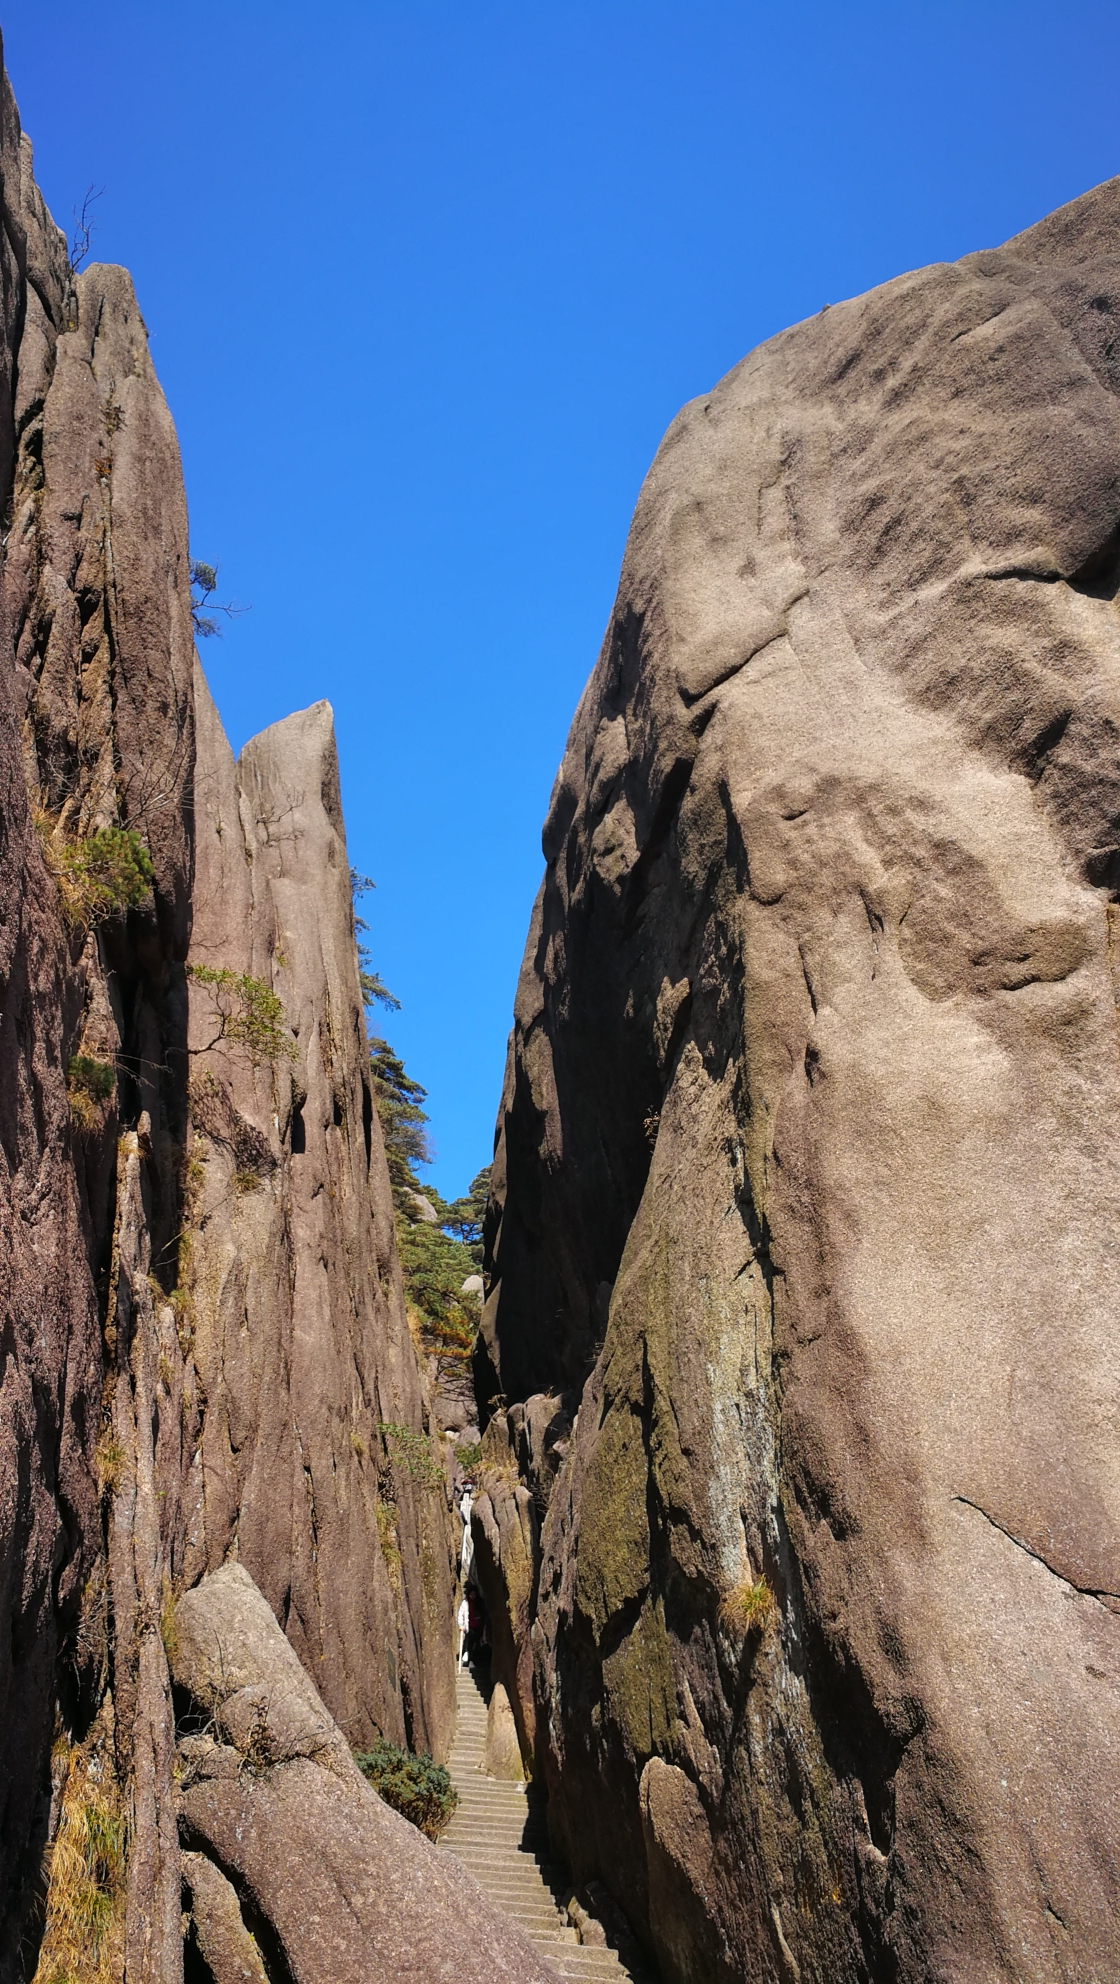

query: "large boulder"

left=484, top=1683, right=525, bottom=1781
left=483, top=180, right=1120, bottom=1979
left=172, top=1564, right=561, bottom=1984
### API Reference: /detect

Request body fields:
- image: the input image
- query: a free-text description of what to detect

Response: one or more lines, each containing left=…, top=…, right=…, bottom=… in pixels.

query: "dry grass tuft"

left=94, top=1433, right=127, bottom=1496
left=376, top=1500, right=401, bottom=1580
left=719, top=1574, right=776, bottom=1637
left=33, top=1742, right=127, bottom=1984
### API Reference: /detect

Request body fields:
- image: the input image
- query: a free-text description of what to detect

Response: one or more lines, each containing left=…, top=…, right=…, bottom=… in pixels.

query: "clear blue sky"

left=6, top=3, right=1119, bottom=1194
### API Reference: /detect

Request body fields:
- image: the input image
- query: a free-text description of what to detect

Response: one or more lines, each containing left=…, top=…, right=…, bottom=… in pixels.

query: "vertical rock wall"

left=0, top=40, right=456, bottom=1979
left=0, top=77, right=104, bottom=1967
left=484, top=182, right=1120, bottom=1982
left=185, top=671, right=455, bottom=1756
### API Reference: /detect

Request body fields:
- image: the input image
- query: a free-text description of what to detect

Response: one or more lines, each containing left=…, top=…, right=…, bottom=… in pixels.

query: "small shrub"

left=43, top=823, right=155, bottom=927
left=354, top=1738, right=457, bottom=1840
left=455, top=1441, right=482, bottom=1473
left=379, top=1420, right=444, bottom=1488
left=188, top=964, right=295, bottom=1067
left=719, top=1574, right=776, bottom=1637
left=233, top=1168, right=262, bottom=1195
left=67, top=1055, right=115, bottom=1129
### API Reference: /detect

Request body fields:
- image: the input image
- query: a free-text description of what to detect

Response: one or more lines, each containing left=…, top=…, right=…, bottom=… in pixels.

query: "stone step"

left=446, top=1669, right=647, bottom=1983
left=551, top=1963, right=628, bottom=1980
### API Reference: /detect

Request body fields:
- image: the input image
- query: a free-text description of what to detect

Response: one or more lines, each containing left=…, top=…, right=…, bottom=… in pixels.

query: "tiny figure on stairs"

left=457, top=1593, right=470, bottom=1669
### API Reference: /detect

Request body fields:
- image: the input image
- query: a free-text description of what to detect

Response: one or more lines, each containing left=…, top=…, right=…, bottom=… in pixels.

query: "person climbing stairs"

left=442, top=1666, right=651, bottom=1984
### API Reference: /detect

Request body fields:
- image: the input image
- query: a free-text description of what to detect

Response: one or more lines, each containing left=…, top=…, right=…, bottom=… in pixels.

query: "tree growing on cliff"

left=369, top=1035, right=432, bottom=1204
left=190, top=559, right=245, bottom=639
left=187, top=964, right=295, bottom=1068
left=350, top=871, right=487, bottom=1345
left=68, top=184, right=103, bottom=274
left=351, top=868, right=400, bottom=1014
left=442, top=1168, right=490, bottom=1267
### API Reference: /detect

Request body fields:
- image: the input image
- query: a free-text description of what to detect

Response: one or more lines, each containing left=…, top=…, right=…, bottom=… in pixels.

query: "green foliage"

left=442, top=1167, right=490, bottom=1267
left=396, top=1217, right=479, bottom=1333
left=188, top=964, right=295, bottom=1067
left=354, top=1738, right=458, bottom=1840
left=349, top=873, right=488, bottom=1355
left=361, top=966, right=400, bottom=1010
left=44, top=822, right=155, bottom=926
left=351, top=868, right=401, bottom=1013
left=67, top=1055, right=116, bottom=1128
left=190, top=557, right=243, bottom=639
left=455, top=1441, right=482, bottom=1473
left=68, top=1056, right=115, bottom=1103
left=370, top=1035, right=432, bottom=1201
left=379, top=1420, right=445, bottom=1488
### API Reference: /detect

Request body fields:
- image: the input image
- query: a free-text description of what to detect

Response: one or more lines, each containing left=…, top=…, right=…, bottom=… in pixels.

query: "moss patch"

left=602, top=1594, right=676, bottom=1761
left=574, top=1396, right=650, bottom=1638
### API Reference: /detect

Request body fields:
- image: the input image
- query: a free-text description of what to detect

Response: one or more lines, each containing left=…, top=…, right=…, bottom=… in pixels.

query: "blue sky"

left=7, top=2, right=1120, bottom=1193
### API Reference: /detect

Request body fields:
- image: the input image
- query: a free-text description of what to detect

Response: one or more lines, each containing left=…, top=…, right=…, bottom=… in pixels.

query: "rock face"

left=185, top=672, right=456, bottom=1757
left=483, top=181, right=1120, bottom=1980
left=484, top=1683, right=525, bottom=1781
left=0, top=43, right=458, bottom=1982
left=0, top=54, right=194, bottom=1972
left=172, top=1563, right=561, bottom=1984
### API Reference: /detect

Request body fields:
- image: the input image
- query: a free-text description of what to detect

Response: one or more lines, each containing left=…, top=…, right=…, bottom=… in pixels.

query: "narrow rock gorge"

left=0, top=25, right=1118, bottom=1984
left=476, top=181, right=1120, bottom=1981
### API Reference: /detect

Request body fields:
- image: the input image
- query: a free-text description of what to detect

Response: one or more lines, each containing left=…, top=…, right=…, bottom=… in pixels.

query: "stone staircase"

left=442, top=1667, right=648, bottom=1984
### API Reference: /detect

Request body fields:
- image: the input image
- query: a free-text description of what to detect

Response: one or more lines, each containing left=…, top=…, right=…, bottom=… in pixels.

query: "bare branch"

left=69, top=185, right=104, bottom=275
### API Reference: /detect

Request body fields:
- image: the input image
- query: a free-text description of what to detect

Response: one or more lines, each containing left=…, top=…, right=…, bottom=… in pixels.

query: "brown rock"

left=0, top=54, right=194, bottom=1974
left=184, top=671, right=456, bottom=1758
left=181, top=1853, right=269, bottom=1984
left=486, top=181, right=1120, bottom=1979
left=484, top=1683, right=525, bottom=1780
left=174, top=1565, right=561, bottom=1984
left=470, top=1451, right=539, bottom=1756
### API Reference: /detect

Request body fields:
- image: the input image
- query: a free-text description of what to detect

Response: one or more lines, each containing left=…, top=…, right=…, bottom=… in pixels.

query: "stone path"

left=442, top=1666, right=647, bottom=1983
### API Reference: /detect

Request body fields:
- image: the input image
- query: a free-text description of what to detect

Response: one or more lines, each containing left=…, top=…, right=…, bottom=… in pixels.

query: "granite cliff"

left=0, top=44, right=526, bottom=1984
left=478, top=182, right=1120, bottom=1981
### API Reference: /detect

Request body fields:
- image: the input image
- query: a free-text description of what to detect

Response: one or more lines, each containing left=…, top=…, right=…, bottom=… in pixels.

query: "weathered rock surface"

left=484, top=1681, right=525, bottom=1780
left=468, top=1397, right=570, bottom=1758
left=185, top=672, right=457, bottom=1758
left=0, top=43, right=460, bottom=1982
left=484, top=180, right=1120, bottom=1980
left=181, top=1852, right=269, bottom=1984
left=0, top=50, right=195, bottom=1973
left=173, top=1564, right=562, bottom=1984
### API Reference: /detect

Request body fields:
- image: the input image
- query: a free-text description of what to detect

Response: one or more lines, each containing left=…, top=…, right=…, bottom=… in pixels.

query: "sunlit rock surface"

left=483, top=180, right=1120, bottom=1981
